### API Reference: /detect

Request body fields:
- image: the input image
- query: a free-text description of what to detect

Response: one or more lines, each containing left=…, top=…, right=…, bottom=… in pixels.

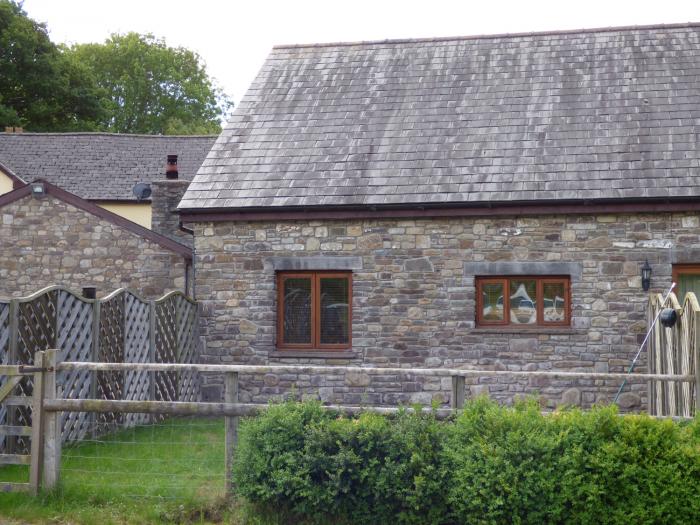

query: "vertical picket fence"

left=0, top=286, right=200, bottom=452
left=647, top=291, right=699, bottom=417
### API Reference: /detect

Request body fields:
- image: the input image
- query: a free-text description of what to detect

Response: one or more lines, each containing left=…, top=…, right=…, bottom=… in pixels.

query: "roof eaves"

left=0, top=160, right=27, bottom=189
left=179, top=196, right=700, bottom=222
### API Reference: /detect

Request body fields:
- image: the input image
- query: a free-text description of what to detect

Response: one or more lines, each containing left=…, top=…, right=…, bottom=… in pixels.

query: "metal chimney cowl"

left=166, top=154, right=179, bottom=180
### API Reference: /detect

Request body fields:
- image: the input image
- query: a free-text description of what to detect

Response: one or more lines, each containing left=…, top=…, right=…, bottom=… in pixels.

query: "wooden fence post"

left=224, top=371, right=239, bottom=496
left=695, top=310, right=700, bottom=416
left=451, top=375, right=465, bottom=410
left=42, top=349, right=60, bottom=490
left=149, top=301, right=157, bottom=422
left=29, top=351, right=45, bottom=495
left=7, top=299, right=18, bottom=453
left=90, top=300, right=100, bottom=437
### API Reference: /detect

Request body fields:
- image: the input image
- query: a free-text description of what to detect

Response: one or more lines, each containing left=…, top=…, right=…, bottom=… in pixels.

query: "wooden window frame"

left=476, top=275, right=571, bottom=327
left=672, top=264, right=700, bottom=300
left=672, top=264, right=700, bottom=284
left=276, top=271, right=352, bottom=350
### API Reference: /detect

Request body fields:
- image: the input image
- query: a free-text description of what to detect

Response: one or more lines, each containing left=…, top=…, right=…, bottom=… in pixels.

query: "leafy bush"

left=445, top=398, right=700, bottom=524
left=233, top=399, right=700, bottom=525
left=233, top=401, right=448, bottom=524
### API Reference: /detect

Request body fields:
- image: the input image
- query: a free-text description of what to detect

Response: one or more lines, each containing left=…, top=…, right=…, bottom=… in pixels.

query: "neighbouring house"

left=0, top=180, right=192, bottom=298
left=0, top=131, right=215, bottom=232
left=180, top=23, right=700, bottom=409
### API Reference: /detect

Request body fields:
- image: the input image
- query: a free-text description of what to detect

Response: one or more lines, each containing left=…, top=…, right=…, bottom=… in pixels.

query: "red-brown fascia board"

left=0, top=161, right=27, bottom=189
left=180, top=198, right=700, bottom=223
left=0, top=180, right=192, bottom=260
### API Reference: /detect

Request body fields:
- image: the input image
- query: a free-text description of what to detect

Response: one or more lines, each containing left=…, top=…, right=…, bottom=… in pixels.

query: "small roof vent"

left=132, top=182, right=152, bottom=201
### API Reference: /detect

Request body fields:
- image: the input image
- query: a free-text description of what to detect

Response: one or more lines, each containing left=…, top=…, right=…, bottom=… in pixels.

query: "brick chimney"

left=150, top=154, right=192, bottom=247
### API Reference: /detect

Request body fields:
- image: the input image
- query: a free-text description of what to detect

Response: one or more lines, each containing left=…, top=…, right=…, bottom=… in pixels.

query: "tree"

left=69, top=33, right=232, bottom=135
left=0, top=0, right=105, bottom=131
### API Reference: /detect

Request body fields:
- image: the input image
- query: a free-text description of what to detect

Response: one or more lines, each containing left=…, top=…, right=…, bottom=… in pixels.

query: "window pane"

left=320, top=277, right=350, bottom=345
left=543, top=282, right=567, bottom=323
left=282, top=278, right=312, bottom=344
left=481, top=282, right=504, bottom=322
left=509, top=279, right=537, bottom=324
left=677, top=273, right=700, bottom=302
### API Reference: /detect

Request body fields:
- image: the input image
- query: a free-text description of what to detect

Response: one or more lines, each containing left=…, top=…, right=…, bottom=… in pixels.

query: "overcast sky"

left=21, top=0, right=700, bottom=105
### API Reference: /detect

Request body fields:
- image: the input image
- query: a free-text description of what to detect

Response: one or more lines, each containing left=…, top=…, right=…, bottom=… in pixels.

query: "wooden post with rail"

left=224, top=371, right=239, bottom=496
left=695, top=309, right=700, bottom=416
left=451, top=375, right=465, bottom=410
left=41, top=349, right=60, bottom=490
left=28, top=351, right=46, bottom=495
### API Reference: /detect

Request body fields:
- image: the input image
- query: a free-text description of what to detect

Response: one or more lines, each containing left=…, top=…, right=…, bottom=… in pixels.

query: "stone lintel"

left=464, top=261, right=583, bottom=281
left=671, top=248, right=700, bottom=264
left=265, top=256, right=363, bottom=271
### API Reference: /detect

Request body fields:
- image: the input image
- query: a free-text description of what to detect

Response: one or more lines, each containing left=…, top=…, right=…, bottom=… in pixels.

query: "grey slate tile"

left=0, top=133, right=216, bottom=201
left=179, top=24, right=700, bottom=210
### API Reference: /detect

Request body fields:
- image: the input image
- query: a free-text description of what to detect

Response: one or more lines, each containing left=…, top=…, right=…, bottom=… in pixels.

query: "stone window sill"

left=269, top=350, right=357, bottom=359
left=470, top=327, right=581, bottom=335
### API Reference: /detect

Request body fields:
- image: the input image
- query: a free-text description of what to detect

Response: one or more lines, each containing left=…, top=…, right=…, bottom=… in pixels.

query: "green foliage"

left=68, top=32, right=232, bottom=134
left=0, top=2, right=230, bottom=134
left=234, top=399, right=700, bottom=525
left=0, top=0, right=105, bottom=131
left=233, top=401, right=449, bottom=524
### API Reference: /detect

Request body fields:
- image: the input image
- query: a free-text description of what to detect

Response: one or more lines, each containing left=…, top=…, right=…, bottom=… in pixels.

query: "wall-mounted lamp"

left=641, top=259, right=652, bottom=291
left=30, top=182, right=46, bottom=199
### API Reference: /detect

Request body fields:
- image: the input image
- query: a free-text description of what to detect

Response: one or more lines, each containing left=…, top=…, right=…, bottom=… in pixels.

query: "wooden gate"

left=647, top=291, right=700, bottom=417
left=0, top=361, right=46, bottom=495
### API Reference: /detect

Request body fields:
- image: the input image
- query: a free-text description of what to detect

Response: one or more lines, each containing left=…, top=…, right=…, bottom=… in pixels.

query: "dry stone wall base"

left=191, top=212, right=697, bottom=409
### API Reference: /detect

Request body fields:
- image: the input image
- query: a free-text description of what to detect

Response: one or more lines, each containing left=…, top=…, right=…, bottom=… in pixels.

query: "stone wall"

left=0, top=194, right=189, bottom=298
left=151, top=179, right=193, bottom=247
left=191, top=212, right=700, bottom=409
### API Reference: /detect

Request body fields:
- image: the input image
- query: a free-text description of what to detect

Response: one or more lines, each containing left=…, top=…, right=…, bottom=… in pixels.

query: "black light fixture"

left=641, top=259, right=652, bottom=291
left=30, top=182, right=45, bottom=199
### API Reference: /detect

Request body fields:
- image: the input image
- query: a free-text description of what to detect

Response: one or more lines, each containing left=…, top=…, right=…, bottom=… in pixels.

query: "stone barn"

left=179, top=23, right=700, bottom=409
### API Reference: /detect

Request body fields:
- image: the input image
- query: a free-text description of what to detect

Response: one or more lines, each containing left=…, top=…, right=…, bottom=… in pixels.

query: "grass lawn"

left=0, top=417, right=250, bottom=524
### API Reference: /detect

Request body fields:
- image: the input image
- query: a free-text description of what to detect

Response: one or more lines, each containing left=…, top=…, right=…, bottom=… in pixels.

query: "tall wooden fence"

left=648, top=291, right=700, bottom=417
left=0, top=286, right=200, bottom=452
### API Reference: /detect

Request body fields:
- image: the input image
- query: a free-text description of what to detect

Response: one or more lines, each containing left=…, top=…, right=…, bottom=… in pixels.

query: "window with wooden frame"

left=672, top=265, right=700, bottom=300
left=276, top=272, right=352, bottom=350
left=476, top=276, right=570, bottom=327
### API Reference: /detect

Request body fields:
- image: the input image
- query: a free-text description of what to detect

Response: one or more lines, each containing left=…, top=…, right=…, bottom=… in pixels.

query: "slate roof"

left=0, top=133, right=216, bottom=201
left=180, top=23, right=700, bottom=211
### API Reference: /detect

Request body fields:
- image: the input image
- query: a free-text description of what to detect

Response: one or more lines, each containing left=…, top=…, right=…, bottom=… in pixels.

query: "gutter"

left=178, top=196, right=700, bottom=223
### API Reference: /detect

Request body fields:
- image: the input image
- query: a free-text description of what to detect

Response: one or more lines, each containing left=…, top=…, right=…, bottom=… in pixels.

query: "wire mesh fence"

left=57, top=416, right=225, bottom=501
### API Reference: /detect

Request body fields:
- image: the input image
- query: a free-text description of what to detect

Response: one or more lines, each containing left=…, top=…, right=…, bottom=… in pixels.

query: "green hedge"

left=232, top=399, right=700, bottom=525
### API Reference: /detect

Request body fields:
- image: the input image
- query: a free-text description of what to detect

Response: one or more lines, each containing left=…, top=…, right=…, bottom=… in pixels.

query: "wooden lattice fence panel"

left=97, top=292, right=125, bottom=431
left=177, top=295, right=199, bottom=402
left=648, top=292, right=698, bottom=417
left=0, top=301, right=9, bottom=450
left=14, top=290, right=57, bottom=451
left=56, top=290, right=94, bottom=443
left=155, top=295, right=178, bottom=405
left=124, top=292, right=150, bottom=427
left=0, top=286, right=199, bottom=451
